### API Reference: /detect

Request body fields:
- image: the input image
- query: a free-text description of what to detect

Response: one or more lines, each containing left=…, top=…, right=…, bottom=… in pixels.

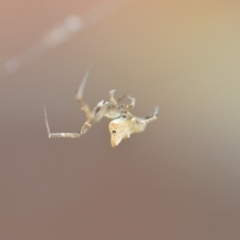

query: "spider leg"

left=125, top=95, right=135, bottom=109
left=44, top=106, right=81, bottom=138
left=145, top=106, right=159, bottom=119
left=109, top=89, right=118, bottom=105
left=143, top=107, right=158, bottom=124
left=109, top=89, right=135, bottom=109
left=76, top=69, right=89, bottom=100
left=132, top=106, right=158, bottom=125
left=79, top=101, right=107, bottom=135
left=116, top=94, right=127, bottom=103
left=117, top=94, right=135, bottom=109
left=143, top=106, right=159, bottom=124
left=76, top=70, right=110, bottom=134
left=76, top=70, right=94, bottom=121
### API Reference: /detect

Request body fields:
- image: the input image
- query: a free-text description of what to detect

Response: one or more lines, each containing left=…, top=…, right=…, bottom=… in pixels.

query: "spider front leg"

left=44, top=107, right=81, bottom=138
left=76, top=70, right=94, bottom=121
left=80, top=100, right=109, bottom=135
left=133, top=106, right=159, bottom=124
left=76, top=71, right=102, bottom=135
left=119, top=94, right=135, bottom=109
left=130, top=106, right=159, bottom=133
left=142, top=106, right=159, bottom=124
left=109, top=89, right=117, bottom=105
left=109, top=89, right=135, bottom=109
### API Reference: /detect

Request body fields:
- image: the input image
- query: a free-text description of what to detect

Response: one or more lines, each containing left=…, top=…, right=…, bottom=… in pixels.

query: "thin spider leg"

left=131, top=115, right=156, bottom=125
left=118, top=95, right=135, bottom=109
left=154, top=106, right=159, bottom=116
left=80, top=121, right=93, bottom=135
left=76, top=69, right=89, bottom=100
left=125, top=95, right=135, bottom=108
left=132, top=106, right=158, bottom=125
left=116, top=94, right=127, bottom=103
left=76, top=70, right=94, bottom=121
left=109, top=90, right=135, bottom=109
left=109, top=89, right=117, bottom=105
left=142, top=106, right=158, bottom=124
left=44, top=106, right=81, bottom=138
left=145, top=106, right=159, bottom=119
left=143, top=115, right=157, bottom=124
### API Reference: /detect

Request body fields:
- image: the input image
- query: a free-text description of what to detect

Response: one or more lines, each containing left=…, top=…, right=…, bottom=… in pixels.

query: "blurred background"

left=1, top=0, right=240, bottom=239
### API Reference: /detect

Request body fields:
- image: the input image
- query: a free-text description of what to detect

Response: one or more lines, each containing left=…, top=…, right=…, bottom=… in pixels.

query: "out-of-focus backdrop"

left=1, top=0, right=240, bottom=239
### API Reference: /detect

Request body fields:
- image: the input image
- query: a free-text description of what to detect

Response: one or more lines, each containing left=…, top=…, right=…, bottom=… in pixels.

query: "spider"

left=44, top=70, right=136, bottom=139
left=109, top=106, right=158, bottom=147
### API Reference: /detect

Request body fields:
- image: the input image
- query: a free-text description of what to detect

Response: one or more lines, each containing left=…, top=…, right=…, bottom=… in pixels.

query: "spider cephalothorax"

left=44, top=70, right=158, bottom=147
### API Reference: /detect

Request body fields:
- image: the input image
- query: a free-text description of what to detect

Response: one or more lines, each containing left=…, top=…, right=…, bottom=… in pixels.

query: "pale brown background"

left=1, top=1, right=240, bottom=239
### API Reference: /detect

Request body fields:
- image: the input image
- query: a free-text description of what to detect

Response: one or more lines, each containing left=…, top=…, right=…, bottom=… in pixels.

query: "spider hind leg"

left=43, top=106, right=81, bottom=139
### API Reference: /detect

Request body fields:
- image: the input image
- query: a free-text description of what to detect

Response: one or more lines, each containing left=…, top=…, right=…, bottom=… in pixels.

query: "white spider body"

left=44, top=70, right=158, bottom=147
left=109, top=111, right=157, bottom=147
